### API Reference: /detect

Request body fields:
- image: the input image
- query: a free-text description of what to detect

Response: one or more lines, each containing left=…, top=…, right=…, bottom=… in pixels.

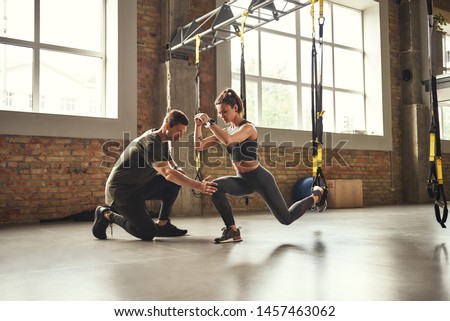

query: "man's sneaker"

left=312, top=186, right=327, bottom=212
left=156, top=219, right=187, bottom=237
left=92, top=206, right=111, bottom=240
left=214, top=227, right=242, bottom=243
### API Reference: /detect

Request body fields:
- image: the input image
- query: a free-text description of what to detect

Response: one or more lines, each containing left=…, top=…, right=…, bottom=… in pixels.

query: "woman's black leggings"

left=211, top=166, right=314, bottom=227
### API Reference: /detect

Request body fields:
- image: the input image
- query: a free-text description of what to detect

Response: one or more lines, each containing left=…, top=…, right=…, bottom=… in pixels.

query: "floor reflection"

left=228, top=231, right=328, bottom=300
left=433, top=243, right=448, bottom=263
left=2, top=205, right=450, bottom=300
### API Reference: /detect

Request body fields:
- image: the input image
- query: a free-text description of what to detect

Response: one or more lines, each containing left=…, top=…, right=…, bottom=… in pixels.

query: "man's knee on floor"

left=137, top=229, right=156, bottom=241
left=140, top=233, right=155, bottom=241
left=136, top=222, right=157, bottom=241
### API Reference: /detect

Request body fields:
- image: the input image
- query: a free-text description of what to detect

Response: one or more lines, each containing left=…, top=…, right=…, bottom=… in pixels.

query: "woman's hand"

left=195, top=113, right=209, bottom=125
left=194, top=115, right=204, bottom=126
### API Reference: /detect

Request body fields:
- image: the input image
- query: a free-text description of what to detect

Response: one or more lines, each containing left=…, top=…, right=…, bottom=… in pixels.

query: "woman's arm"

left=196, top=113, right=256, bottom=146
left=208, top=123, right=254, bottom=145
left=194, top=114, right=219, bottom=150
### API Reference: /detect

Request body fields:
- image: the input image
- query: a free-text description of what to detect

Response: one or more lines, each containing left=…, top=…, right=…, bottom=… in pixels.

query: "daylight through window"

left=230, top=0, right=383, bottom=135
left=0, top=0, right=106, bottom=117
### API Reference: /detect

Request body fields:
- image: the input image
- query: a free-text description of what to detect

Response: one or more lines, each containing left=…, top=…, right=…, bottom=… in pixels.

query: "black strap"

left=192, top=36, right=203, bottom=198
left=239, top=15, right=249, bottom=205
left=240, top=11, right=248, bottom=120
left=240, top=40, right=247, bottom=120
left=311, top=37, right=317, bottom=148
left=426, top=0, right=447, bottom=227
left=310, top=4, right=327, bottom=203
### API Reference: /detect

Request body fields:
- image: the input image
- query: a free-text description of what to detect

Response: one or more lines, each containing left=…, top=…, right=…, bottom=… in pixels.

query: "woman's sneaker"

left=312, top=186, right=327, bottom=212
left=214, top=227, right=242, bottom=243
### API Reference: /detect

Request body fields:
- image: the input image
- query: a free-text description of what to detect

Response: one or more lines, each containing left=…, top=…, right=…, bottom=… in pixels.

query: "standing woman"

left=195, top=88, right=325, bottom=243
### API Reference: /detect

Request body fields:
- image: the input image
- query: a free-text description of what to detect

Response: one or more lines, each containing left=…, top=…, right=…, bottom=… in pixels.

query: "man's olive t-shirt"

left=105, top=129, right=172, bottom=206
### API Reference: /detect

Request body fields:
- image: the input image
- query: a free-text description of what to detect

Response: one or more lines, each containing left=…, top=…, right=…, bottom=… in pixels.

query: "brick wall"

left=388, top=0, right=404, bottom=203
left=137, top=0, right=161, bottom=133
left=188, top=0, right=217, bottom=117
left=1, top=0, right=449, bottom=224
left=434, top=0, right=450, bottom=12
left=0, top=0, right=158, bottom=224
left=0, top=136, right=113, bottom=223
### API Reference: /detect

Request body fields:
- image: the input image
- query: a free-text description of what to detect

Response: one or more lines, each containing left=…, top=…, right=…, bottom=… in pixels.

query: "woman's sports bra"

left=226, top=120, right=258, bottom=162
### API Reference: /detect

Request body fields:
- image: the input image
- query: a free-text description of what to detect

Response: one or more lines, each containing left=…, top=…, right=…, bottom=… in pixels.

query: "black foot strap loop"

left=435, top=203, right=448, bottom=228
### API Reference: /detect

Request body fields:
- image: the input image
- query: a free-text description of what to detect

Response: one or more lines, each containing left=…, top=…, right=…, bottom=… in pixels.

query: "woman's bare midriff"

left=232, top=160, right=259, bottom=173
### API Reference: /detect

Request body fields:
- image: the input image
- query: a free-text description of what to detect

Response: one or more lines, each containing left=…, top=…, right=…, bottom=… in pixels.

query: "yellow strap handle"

left=318, top=143, right=323, bottom=165
left=312, top=143, right=323, bottom=175
left=195, top=150, right=201, bottom=171
left=430, top=134, right=444, bottom=184
left=312, top=156, right=318, bottom=175
left=310, top=0, right=316, bottom=34
left=240, top=10, right=248, bottom=44
left=429, top=132, right=436, bottom=161
left=195, top=35, right=201, bottom=65
left=437, top=157, right=444, bottom=184
left=319, top=0, right=323, bottom=19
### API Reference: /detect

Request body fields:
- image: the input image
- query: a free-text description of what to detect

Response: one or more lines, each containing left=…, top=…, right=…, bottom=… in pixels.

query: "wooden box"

left=326, top=179, right=363, bottom=208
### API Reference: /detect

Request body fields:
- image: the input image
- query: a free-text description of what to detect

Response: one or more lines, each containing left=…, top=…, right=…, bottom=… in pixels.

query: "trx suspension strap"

left=310, top=0, right=327, bottom=209
left=240, top=10, right=249, bottom=206
left=193, top=35, right=203, bottom=198
left=426, top=0, right=448, bottom=228
left=240, top=10, right=249, bottom=119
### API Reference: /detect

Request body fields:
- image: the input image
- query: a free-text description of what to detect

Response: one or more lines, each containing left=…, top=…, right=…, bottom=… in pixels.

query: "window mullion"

left=32, top=0, right=40, bottom=113
left=257, top=29, right=262, bottom=125
left=101, top=0, right=106, bottom=117
left=38, top=43, right=103, bottom=58
left=296, top=10, right=301, bottom=130
left=361, top=11, right=367, bottom=134
left=330, top=2, right=336, bottom=134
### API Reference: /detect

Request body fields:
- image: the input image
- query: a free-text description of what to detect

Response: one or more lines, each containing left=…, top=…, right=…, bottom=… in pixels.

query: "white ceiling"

left=330, top=0, right=378, bottom=11
left=219, top=1, right=379, bottom=11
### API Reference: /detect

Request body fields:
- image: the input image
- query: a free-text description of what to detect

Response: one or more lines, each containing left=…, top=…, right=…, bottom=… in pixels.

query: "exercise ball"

left=292, top=176, right=313, bottom=202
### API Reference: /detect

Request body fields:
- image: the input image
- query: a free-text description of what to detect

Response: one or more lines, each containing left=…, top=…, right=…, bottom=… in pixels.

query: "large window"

left=0, top=0, right=107, bottom=117
left=0, top=0, right=136, bottom=139
left=437, top=12, right=450, bottom=140
left=229, top=0, right=382, bottom=136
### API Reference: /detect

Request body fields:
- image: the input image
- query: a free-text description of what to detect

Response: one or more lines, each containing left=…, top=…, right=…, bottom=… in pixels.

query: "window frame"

left=217, top=0, right=393, bottom=151
left=0, top=0, right=137, bottom=139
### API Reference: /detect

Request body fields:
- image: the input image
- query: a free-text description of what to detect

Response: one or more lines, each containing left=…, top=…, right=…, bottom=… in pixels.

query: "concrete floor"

left=0, top=204, right=449, bottom=301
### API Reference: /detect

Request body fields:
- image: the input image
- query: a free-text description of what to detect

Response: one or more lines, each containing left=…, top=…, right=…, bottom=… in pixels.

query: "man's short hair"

left=164, top=109, right=189, bottom=127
